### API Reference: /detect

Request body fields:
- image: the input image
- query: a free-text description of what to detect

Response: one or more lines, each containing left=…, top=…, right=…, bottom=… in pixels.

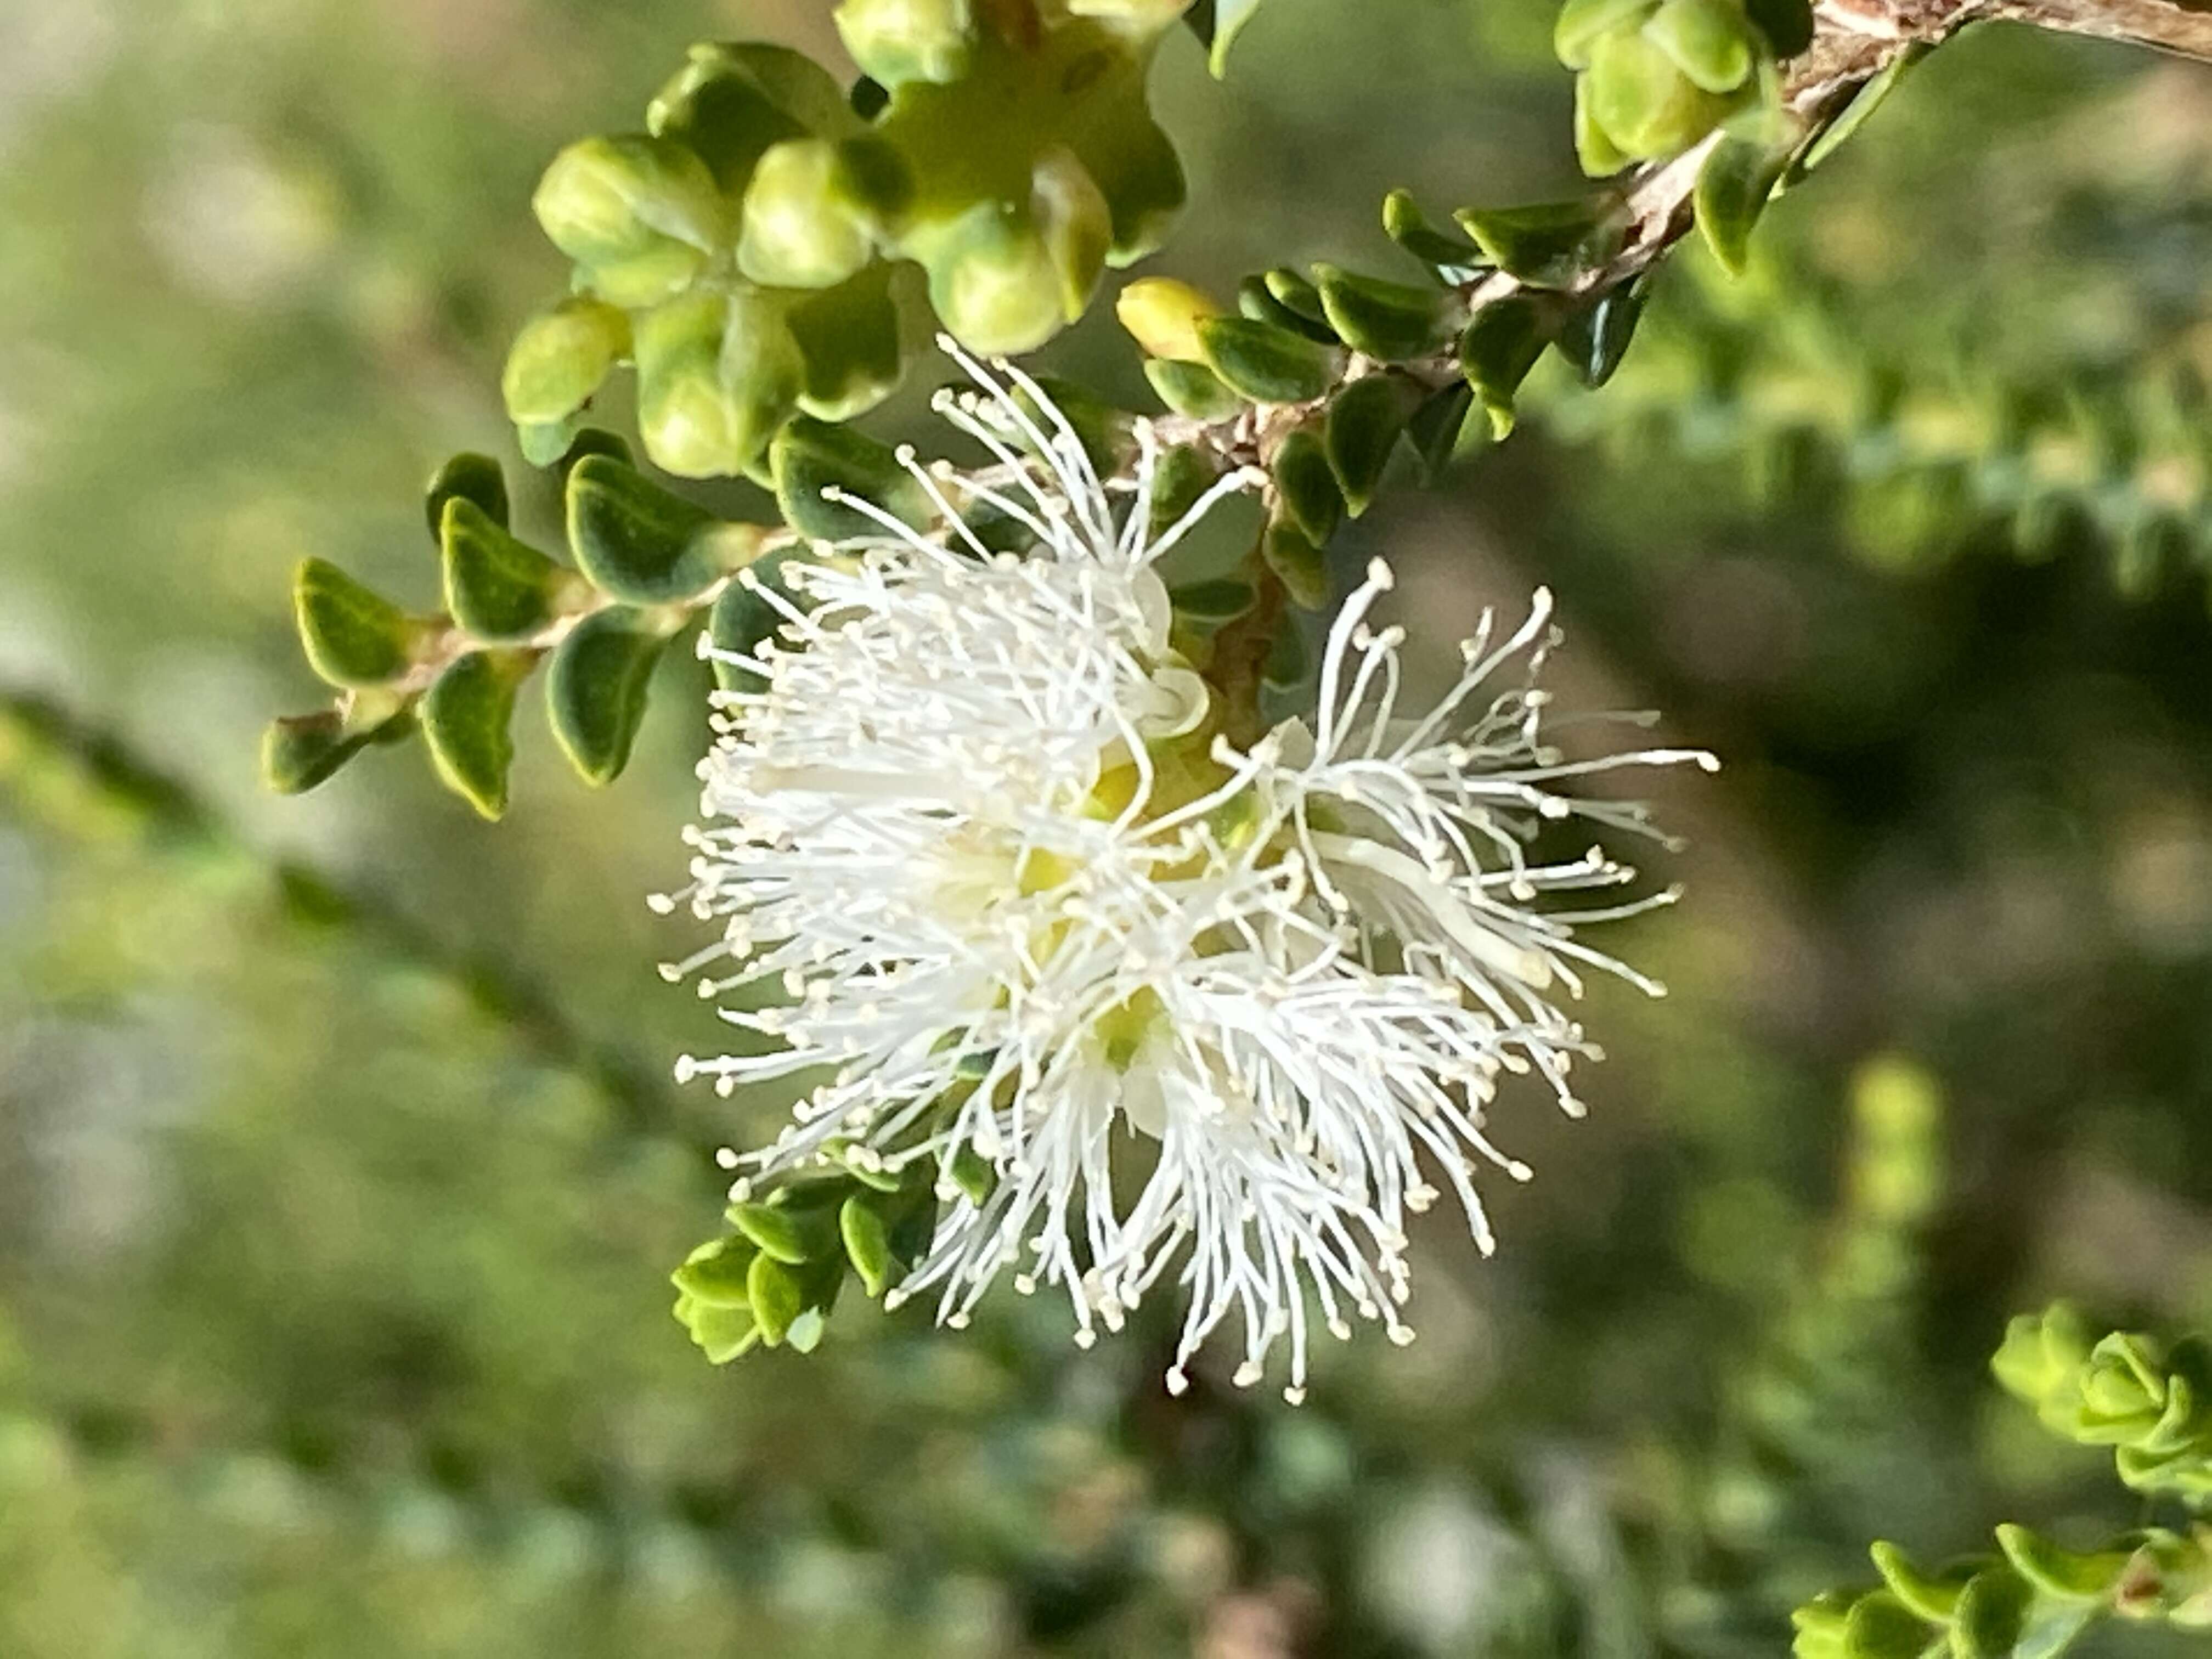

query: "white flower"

left=661, top=349, right=1716, bottom=1400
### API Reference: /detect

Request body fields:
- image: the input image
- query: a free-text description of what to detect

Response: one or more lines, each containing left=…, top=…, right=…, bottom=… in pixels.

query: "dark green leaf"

left=787, top=261, right=918, bottom=425
left=1312, top=264, right=1446, bottom=362
left=1262, top=614, right=1309, bottom=691
left=1406, top=383, right=1475, bottom=478
left=442, top=499, right=573, bottom=641
left=1168, top=578, right=1255, bottom=623
left=1145, top=357, right=1245, bottom=421
left=1262, top=267, right=1328, bottom=324
left=545, top=605, right=678, bottom=786
left=293, top=558, right=425, bottom=689
left=1198, top=317, right=1338, bottom=405
left=1148, top=443, right=1226, bottom=539
left=1744, top=0, right=1815, bottom=57
left=1458, top=297, right=1553, bottom=438
left=1271, top=428, right=1342, bottom=546
left=1454, top=200, right=1620, bottom=289
left=424, top=452, right=509, bottom=541
left=1556, top=284, right=1646, bottom=388
left=1694, top=119, right=1797, bottom=275
left=707, top=549, right=805, bottom=693
left=1236, top=275, right=1340, bottom=344
left=949, top=1143, right=996, bottom=1205
left=556, top=427, right=634, bottom=479
left=1190, top=0, right=1268, bottom=77
left=262, top=710, right=377, bottom=795
left=770, top=415, right=932, bottom=541
left=567, top=453, right=759, bottom=603
left=421, top=649, right=533, bottom=821
left=1325, top=374, right=1422, bottom=515
left=1950, top=1568, right=2032, bottom=1659
left=1263, top=516, right=1329, bottom=609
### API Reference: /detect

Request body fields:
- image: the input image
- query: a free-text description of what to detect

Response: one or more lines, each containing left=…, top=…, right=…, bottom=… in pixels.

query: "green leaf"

left=787, top=261, right=920, bottom=424
left=1799, top=45, right=1926, bottom=173
left=442, top=499, right=572, bottom=641
left=746, top=1251, right=804, bottom=1347
left=708, top=550, right=806, bottom=693
left=1645, top=0, right=1756, bottom=93
left=1458, top=297, right=1553, bottom=438
left=424, top=452, right=509, bottom=541
left=1950, top=1568, right=2032, bottom=1659
left=501, top=296, right=630, bottom=427
left=1325, top=374, right=1422, bottom=515
left=1168, top=578, right=1255, bottom=623
left=1147, top=443, right=1226, bottom=539
left=1407, top=383, right=1475, bottom=478
left=1695, top=118, right=1798, bottom=275
left=1744, top=0, right=1815, bottom=57
left=293, top=558, right=426, bottom=689
left=670, top=1236, right=755, bottom=1308
left=1146, top=356, right=1246, bottom=421
left=839, top=1194, right=896, bottom=1297
left=1556, top=284, right=1646, bottom=388
left=1383, top=188, right=1482, bottom=270
left=1455, top=199, right=1620, bottom=289
left=675, top=1295, right=760, bottom=1363
left=261, top=709, right=389, bottom=795
left=1262, top=613, right=1309, bottom=691
left=1994, top=1526, right=2133, bottom=1604
left=1869, top=1543, right=1976, bottom=1624
left=1198, top=317, right=1338, bottom=405
left=1262, top=266, right=1328, bottom=324
left=1271, top=427, right=1342, bottom=545
left=1556, top=0, right=1655, bottom=68
left=420, top=650, right=533, bottom=821
left=545, top=606, right=679, bottom=786
left=1312, top=264, right=1446, bottom=362
left=566, top=453, right=761, bottom=603
left=949, top=1143, right=996, bottom=1205
left=770, top=415, right=932, bottom=541
left=1839, top=1591, right=1935, bottom=1659
left=1263, top=516, right=1329, bottom=609
left=1236, top=275, right=1341, bottom=344
left=518, top=416, right=582, bottom=470
left=728, top=1201, right=812, bottom=1266
left=557, top=427, right=634, bottom=478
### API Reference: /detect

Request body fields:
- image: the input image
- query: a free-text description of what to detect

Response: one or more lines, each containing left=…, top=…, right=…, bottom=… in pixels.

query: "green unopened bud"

left=634, top=289, right=804, bottom=479
left=532, top=134, right=725, bottom=305
left=648, top=43, right=854, bottom=190
left=1644, top=0, right=1757, bottom=93
left=501, top=297, right=631, bottom=426
left=2072, top=1333, right=2188, bottom=1447
left=918, top=203, right=1066, bottom=356
left=1582, top=31, right=1736, bottom=161
left=1031, top=146, right=1111, bottom=322
left=834, top=0, right=975, bottom=88
left=738, top=139, right=879, bottom=289
left=1786, top=1592, right=1853, bottom=1659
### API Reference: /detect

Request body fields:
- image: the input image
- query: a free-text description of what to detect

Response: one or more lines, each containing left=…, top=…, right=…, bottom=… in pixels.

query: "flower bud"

left=532, top=134, right=726, bottom=306
left=834, top=0, right=975, bottom=88
left=635, top=289, right=804, bottom=479
left=737, top=138, right=879, bottom=290
left=917, top=205, right=1066, bottom=356
left=1030, top=146, right=1112, bottom=321
left=1991, top=1304, right=2092, bottom=1408
left=1116, top=276, right=1222, bottom=364
left=501, top=297, right=631, bottom=426
left=1580, top=30, right=1735, bottom=161
left=648, top=43, right=856, bottom=192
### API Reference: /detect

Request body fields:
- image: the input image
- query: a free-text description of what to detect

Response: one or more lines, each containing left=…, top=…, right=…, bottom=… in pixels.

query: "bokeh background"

left=4, top=1, right=2211, bottom=1654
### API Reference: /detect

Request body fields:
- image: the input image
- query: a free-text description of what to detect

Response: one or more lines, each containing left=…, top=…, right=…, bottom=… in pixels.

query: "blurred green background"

left=4, top=2, right=2211, bottom=1654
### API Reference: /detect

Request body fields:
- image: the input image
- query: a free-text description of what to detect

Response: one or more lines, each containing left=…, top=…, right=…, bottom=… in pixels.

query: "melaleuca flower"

left=661, top=350, right=1716, bottom=1400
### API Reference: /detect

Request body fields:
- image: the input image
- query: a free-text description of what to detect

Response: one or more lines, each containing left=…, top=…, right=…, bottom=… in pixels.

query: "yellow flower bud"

left=531, top=136, right=725, bottom=303
left=834, top=0, right=975, bottom=89
left=1115, top=276, right=1223, bottom=364
left=738, top=139, right=879, bottom=290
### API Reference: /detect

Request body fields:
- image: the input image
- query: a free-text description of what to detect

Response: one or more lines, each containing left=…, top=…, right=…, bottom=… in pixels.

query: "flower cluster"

left=659, top=351, right=1715, bottom=1398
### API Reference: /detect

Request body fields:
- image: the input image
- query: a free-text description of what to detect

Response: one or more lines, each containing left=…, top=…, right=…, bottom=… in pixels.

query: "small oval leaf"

left=424, top=452, right=509, bottom=541
left=1325, top=374, right=1423, bottom=515
left=294, top=558, right=426, bottom=689
left=421, top=649, right=533, bottom=820
left=1198, top=316, right=1338, bottom=405
left=1271, top=427, right=1342, bottom=546
left=568, top=453, right=758, bottom=604
left=770, top=414, right=932, bottom=541
left=545, top=605, right=679, bottom=786
left=442, top=499, right=572, bottom=641
left=1313, top=264, right=1446, bottom=363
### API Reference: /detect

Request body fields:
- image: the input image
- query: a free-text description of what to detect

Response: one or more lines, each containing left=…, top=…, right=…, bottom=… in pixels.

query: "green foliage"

left=268, top=450, right=786, bottom=817
left=1994, top=1304, right=2212, bottom=1504
left=1556, top=0, right=1810, bottom=172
